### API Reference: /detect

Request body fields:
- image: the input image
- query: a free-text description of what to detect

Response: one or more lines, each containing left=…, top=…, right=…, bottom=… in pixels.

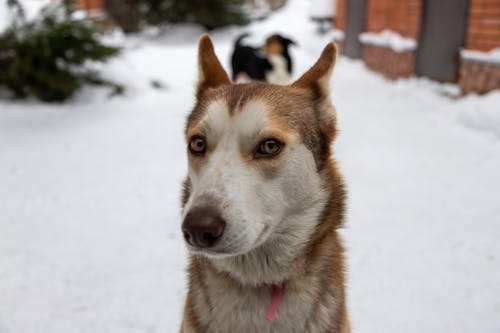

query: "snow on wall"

left=310, top=0, right=336, bottom=18
left=359, top=30, right=417, bottom=53
left=460, top=48, right=500, bottom=65
left=331, top=28, right=344, bottom=41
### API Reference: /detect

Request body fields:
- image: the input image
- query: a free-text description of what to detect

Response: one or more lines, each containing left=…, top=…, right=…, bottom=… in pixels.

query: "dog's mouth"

left=188, top=247, right=238, bottom=259
left=185, top=240, right=251, bottom=258
left=186, top=245, right=244, bottom=260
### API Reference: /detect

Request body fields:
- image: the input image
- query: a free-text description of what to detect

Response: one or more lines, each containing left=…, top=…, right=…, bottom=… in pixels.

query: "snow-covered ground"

left=1, top=1, right=500, bottom=332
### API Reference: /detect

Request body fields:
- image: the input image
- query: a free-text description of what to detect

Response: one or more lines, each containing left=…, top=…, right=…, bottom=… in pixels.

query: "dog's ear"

left=292, top=43, right=338, bottom=141
left=292, top=42, right=337, bottom=98
left=196, top=33, right=231, bottom=99
left=283, top=37, right=296, bottom=46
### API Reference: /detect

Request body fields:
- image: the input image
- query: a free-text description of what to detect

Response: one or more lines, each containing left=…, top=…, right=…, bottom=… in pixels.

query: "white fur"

left=184, top=253, right=338, bottom=333
left=234, top=72, right=253, bottom=83
left=266, top=55, right=292, bottom=85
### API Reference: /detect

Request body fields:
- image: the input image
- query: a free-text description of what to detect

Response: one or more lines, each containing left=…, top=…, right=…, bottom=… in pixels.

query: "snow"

left=1, top=1, right=500, bottom=333
left=0, top=0, right=50, bottom=32
left=309, top=0, right=336, bottom=18
left=461, top=47, right=500, bottom=65
left=359, top=29, right=418, bottom=52
left=331, top=28, right=345, bottom=41
left=456, top=91, right=500, bottom=139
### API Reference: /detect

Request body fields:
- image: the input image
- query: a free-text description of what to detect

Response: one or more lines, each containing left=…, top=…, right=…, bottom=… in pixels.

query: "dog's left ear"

left=196, top=33, right=231, bottom=99
left=292, top=42, right=337, bottom=98
left=292, top=43, right=338, bottom=140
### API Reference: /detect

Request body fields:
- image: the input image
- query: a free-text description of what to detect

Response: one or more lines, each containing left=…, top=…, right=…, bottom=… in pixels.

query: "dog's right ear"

left=292, top=43, right=338, bottom=144
left=196, top=33, right=231, bottom=99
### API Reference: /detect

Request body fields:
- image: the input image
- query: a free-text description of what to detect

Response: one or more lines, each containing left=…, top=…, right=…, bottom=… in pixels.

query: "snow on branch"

left=359, top=30, right=417, bottom=53
left=460, top=48, right=500, bottom=65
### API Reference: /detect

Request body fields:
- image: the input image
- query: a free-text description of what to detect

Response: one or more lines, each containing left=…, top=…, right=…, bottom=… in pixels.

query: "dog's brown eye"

left=189, top=137, right=206, bottom=154
left=257, top=139, right=282, bottom=157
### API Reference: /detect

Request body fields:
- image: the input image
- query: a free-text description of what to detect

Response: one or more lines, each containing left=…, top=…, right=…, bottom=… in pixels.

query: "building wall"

left=466, top=0, right=500, bottom=51
left=363, top=44, right=415, bottom=79
left=335, top=0, right=346, bottom=30
left=364, top=0, right=422, bottom=39
left=77, top=0, right=103, bottom=10
left=360, top=0, right=422, bottom=79
left=460, top=0, right=500, bottom=94
left=459, top=59, right=500, bottom=94
left=337, top=0, right=499, bottom=93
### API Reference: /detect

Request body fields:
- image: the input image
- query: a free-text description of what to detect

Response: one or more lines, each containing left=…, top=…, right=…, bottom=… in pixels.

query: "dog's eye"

left=189, top=136, right=206, bottom=154
left=256, top=139, right=282, bottom=157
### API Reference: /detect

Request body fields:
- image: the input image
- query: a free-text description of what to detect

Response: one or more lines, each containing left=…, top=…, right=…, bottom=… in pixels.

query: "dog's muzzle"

left=182, top=206, right=226, bottom=249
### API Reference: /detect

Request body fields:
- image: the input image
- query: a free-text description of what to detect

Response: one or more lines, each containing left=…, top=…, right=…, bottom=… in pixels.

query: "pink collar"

left=265, top=283, right=283, bottom=321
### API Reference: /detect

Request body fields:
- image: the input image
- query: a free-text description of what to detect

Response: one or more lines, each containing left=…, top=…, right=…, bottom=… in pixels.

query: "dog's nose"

left=182, top=207, right=226, bottom=248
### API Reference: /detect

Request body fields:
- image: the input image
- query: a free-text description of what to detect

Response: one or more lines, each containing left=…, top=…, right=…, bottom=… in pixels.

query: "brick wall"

left=459, top=59, right=500, bottom=94
left=365, top=0, right=422, bottom=39
left=466, top=0, right=500, bottom=51
left=77, top=0, right=103, bottom=10
left=363, top=44, right=415, bottom=80
left=335, top=0, right=346, bottom=30
left=361, top=0, right=422, bottom=80
left=460, top=0, right=500, bottom=94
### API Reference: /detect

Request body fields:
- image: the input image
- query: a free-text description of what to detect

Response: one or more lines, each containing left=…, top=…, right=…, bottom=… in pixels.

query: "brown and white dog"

left=179, top=33, right=350, bottom=333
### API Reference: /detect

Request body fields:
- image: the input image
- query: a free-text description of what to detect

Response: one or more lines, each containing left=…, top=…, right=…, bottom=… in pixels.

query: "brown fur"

left=187, top=83, right=336, bottom=171
left=180, top=34, right=349, bottom=333
left=196, top=34, right=231, bottom=100
left=264, top=36, right=284, bottom=55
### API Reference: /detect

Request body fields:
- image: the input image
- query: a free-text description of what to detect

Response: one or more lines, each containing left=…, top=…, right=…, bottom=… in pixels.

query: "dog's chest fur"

left=266, top=54, right=292, bottom=85
left=183, top=231, right=346, bottom=333
left=201, top=277, right=333, bottom=333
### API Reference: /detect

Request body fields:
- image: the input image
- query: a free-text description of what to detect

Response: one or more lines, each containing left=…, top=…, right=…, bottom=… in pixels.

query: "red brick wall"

left=77, top=0, right=103, bottom=10
left=459, top=59, right=500, bottom=94
left=365, top=0, right=422, bottom=39
left=363, top=45, right=415, bottom=79
left=335, top=0, right=346, bottom=30
left=466, top=0, right=500, bottom=51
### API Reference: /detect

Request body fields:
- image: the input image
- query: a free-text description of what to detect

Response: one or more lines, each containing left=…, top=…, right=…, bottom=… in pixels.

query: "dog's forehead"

left=187, top=83, right=313, bottom=134
left=203, top=98, right=267, bottom=131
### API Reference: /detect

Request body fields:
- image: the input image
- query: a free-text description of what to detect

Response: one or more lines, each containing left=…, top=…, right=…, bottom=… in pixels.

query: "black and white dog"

left=231, top=33, right=296, bottom=85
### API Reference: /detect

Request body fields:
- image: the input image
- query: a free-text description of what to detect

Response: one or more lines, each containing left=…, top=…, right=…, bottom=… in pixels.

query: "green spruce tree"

left=0, top=0, right=122, bottom=102
left=129, top=0, right=248, bottom=30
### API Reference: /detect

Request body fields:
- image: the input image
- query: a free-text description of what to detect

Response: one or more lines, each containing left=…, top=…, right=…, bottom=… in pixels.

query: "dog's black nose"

left=182, top=207, right=225, bottom=248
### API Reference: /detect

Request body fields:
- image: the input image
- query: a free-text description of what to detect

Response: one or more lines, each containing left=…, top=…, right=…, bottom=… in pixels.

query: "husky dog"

left=180, top=34, right=350, bottom=333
